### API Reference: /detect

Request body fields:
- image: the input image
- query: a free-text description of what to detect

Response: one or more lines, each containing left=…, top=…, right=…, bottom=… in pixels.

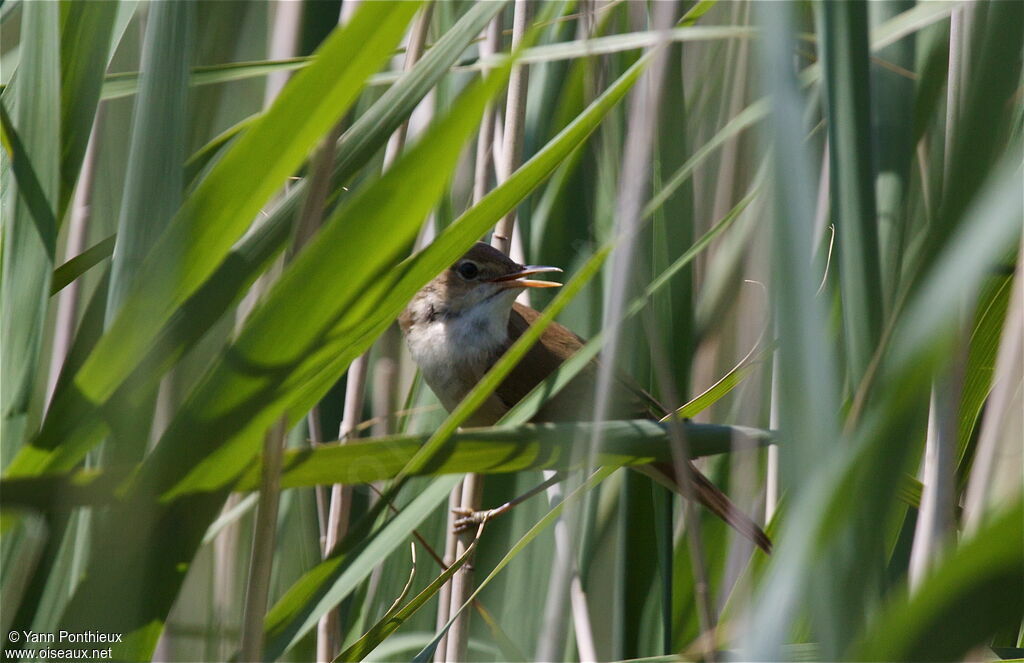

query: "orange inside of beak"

left=489, top=266, right=563, bottom=289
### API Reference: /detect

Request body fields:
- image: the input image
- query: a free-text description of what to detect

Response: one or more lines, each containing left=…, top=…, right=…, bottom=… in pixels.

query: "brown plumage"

left=401, top=242, right=771, bottom=553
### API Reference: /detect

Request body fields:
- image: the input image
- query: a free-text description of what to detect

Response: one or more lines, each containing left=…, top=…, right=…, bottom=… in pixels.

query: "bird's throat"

left=403, top=293, right=515, bottom=414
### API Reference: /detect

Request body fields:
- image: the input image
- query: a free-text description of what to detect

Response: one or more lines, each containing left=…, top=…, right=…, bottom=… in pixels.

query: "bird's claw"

left=451, top=507, right=492, bottom=534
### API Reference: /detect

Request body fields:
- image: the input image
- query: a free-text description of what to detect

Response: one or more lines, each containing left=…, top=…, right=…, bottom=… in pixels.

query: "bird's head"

left=404, top=242, right=562, bottom=326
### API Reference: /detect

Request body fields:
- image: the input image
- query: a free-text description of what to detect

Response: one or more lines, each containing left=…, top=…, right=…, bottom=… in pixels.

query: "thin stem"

left=433, top=486, right=462, bottom=663
left=765, top=351, right=780, bottom=523
left=317, top=353, right=368, bottom=659
left=47, top=107, right=104, bottom=405
left=473, top=20, right=503, bottom=205
left=444, top=8, right=518, bottom=662
left=490, top=0, right=532, bottom=255
left=643, top=306, right=716, bottom=661
left=307, top=406, right=328, bottom=548
left=445, top=475, right=484, bottom=663
left=239, top=416, right=288, bottom=662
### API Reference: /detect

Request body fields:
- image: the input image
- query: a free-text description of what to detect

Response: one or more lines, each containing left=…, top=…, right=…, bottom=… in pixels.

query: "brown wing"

left=498, top=303, right=660, bottom=421
left=494, top=303, right=590, bottom=421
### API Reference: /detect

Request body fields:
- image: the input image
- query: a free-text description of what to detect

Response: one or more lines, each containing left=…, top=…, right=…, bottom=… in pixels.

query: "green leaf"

left=91, top=24, right=756, bottom=104
left=667, top=351, right=767, bottom=421
left=819, top=0, right=883, bottom=390
left=742, top=2, right=843, bottom=657
left=103, top=0, right=193, bottom=321
left=678, top=0, right=719, bottom=27
left=183, top=112, right=258, bottom=187
left=890, top=147, right=1024, bottom=376
left=0, top=101, right=57, bottom=257
left=904, top=0, right=1022, bottom=291
left=1, top=0, right=61, bottom=466
left=851, top=498, right=1024, bottom=661
left=870, top=0, right=916, bottom=299
left=0, top=421, right=772, bottom=511
left=49, top=235, right=115, bottom=295
left=956, top=273, right=1014, bottom=476
left=99, top=0, right=194, bottom=465
left=56, top=0, right=118, bottom=217
left=263, top=421, right=771, bottom=492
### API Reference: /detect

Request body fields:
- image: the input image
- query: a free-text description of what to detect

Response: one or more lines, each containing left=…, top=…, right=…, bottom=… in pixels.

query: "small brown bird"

left=400, top=242, right=771, bottom=553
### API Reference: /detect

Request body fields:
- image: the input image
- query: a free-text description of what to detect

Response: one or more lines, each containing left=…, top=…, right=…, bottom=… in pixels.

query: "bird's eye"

left=456, top=261, right=479, bottom=280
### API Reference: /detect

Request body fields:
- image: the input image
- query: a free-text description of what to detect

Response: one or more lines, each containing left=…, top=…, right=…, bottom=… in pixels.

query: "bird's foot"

left=451, top=506, right=502, bottom=534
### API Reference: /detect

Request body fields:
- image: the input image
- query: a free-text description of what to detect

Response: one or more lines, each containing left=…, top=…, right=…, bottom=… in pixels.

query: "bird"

left=399, top=241, right=771, bottom=553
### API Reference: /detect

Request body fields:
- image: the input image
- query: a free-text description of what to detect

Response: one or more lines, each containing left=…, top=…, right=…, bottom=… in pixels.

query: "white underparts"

left=404, top=289, right=517, bottom=414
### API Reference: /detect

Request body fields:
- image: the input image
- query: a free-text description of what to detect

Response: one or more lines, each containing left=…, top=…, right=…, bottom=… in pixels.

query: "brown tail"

left=638, top=461, right=773, bottom=554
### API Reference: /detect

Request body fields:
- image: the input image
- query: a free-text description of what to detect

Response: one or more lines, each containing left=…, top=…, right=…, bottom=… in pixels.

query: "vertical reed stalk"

left=765, top=353, right=780, bottom=522
left=47, top=108, right=103, bottom=404
left=445, top=5, right=533, bottom=662
left=317, top=353, right=367, bottom=660
left=490, top=0, right=532, bottom=255
left=239, top=416, right=289, bottom=662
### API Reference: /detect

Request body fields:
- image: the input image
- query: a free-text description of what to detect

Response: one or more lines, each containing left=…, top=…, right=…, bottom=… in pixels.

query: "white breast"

left=404, top=296, right=511, bottom=415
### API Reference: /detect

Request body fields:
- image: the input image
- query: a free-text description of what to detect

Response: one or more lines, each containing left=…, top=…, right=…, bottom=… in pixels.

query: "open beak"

left=488, top=265, right=563, bottom=289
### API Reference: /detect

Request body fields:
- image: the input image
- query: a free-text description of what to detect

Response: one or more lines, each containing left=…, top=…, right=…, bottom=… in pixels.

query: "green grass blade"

left=90, top=24, right=755, bottom=104
left=0, top=101, right=57, bottom=257
left=870, top=0, right=915, bottom=300
left=819, top=0, right=883, bottom=390
left=49, top=235, right=115, bottom=295
left=0, top=0, right=60, bottom=466
left=183, top=112, right=259, bottom=186
left=104, top=0, right=193, bottom=320
left=956, top=273, right=1014, bottom=477
left=0, top=422, right=772, bottom=510
left=98, top=0, right=194, bottom=464
left=905, top=1, right=1022, bottom=290
left=888, top=145, right=1023, bottom=381
left=56, top=0, right=117, bottom=218
left=667, top=350, right=768, bottom=421
left=743, top=2, right=842, bottom=657
left=852, top=498, right=1024, bottom=661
